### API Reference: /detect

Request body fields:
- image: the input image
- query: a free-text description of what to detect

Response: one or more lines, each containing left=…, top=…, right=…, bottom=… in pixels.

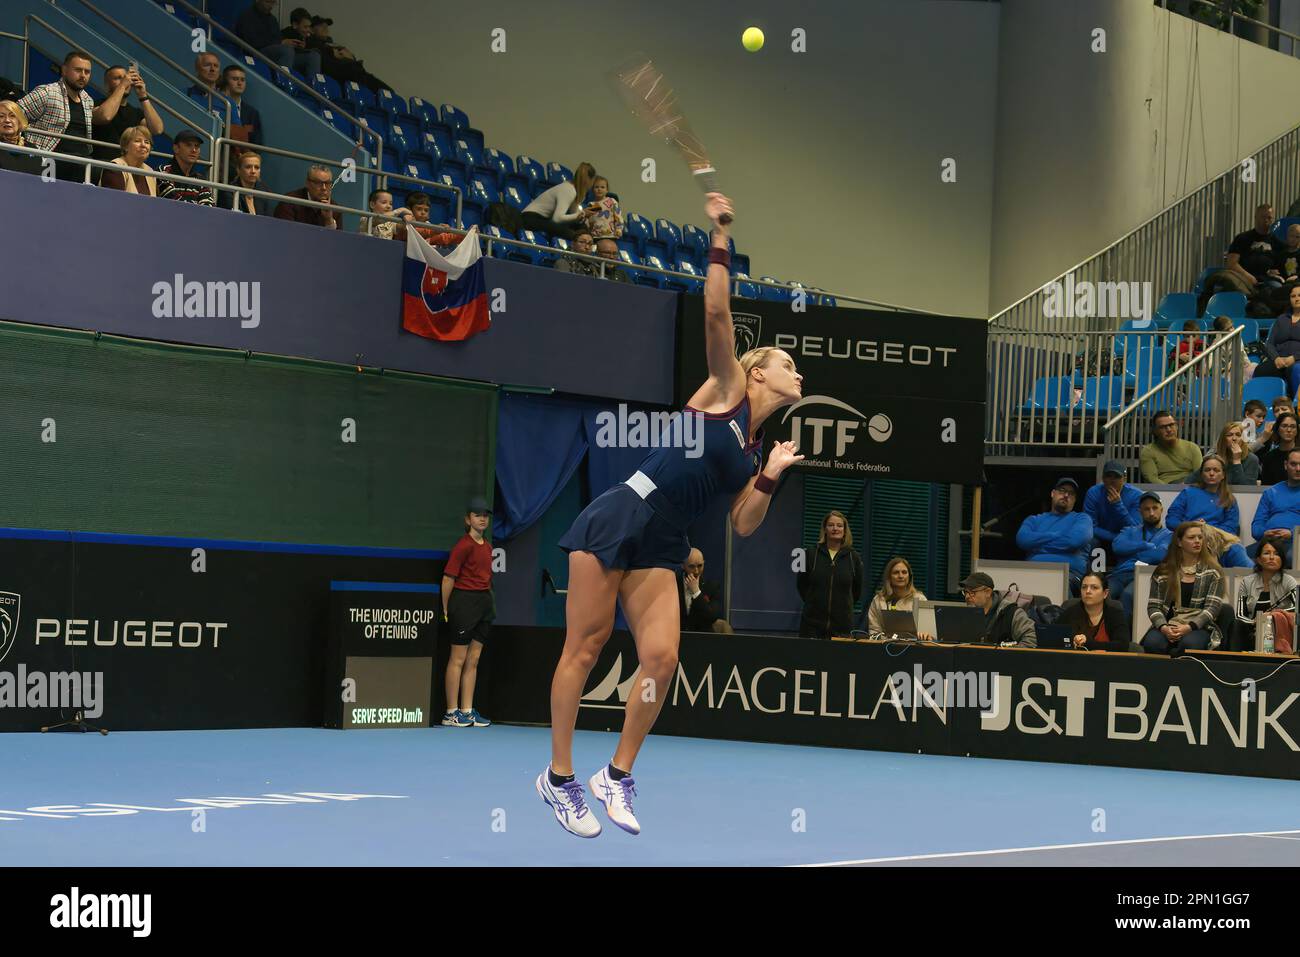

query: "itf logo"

left=0, top=592, right=19, bottom=666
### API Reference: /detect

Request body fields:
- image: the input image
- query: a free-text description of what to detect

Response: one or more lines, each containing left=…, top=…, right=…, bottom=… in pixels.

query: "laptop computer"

left=932, top=605, right=989, bottom=644
left=877, top=609, right=919, bottom=638
left=1035, top=623, right=1076, bottom=650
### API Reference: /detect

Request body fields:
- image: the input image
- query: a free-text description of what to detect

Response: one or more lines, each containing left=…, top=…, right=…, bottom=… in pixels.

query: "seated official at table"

left=866, top=556, right=932, bottom=639
left=960, top=572, right=1036, bottom=648
left=1056, top=571, right=1132, bottom=651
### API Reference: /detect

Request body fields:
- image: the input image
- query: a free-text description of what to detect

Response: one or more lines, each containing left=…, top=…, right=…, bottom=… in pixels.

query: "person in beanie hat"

left=1082, top=460, right=1143, bottom=551
left=440, top=496, right=495, bottom=728
left=1015, top=476, right=1093, bottom=593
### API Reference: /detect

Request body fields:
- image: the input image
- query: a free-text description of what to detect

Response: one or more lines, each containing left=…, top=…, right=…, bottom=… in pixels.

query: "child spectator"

left=1172, top=320, right=1205, bottom=370
left=1243, top=399, right=1267, bottom=446
left=394, top=191, right=460, bottom=245
left=357, top=188, right=410, bottom=239
left=440, top=496, right=495, bottom=728
left=582, top=175, right=623, bottom=240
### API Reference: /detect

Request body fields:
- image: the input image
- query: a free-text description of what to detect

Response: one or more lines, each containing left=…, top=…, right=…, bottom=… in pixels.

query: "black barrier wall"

left=483, top=626, right=1300, bottom=780
left=0, top=530, right=443, bottom=731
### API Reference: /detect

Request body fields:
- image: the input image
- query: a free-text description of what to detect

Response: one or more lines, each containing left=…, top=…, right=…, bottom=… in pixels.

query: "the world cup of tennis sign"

left=676, top=299, right=987, bottom=485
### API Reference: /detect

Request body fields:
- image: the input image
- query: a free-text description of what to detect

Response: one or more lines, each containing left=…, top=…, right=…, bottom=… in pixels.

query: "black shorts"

left=447, top=589, right=494, bottom=646
left=558, top=482, right=689, bottom=572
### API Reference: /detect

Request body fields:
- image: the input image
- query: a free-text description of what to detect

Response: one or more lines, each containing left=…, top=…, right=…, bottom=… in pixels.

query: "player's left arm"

left=730, top=440, right=804, bottom=537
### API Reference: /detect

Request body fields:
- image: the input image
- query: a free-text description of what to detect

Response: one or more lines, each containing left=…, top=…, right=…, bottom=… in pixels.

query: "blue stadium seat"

left=407, top=96, right=439, bottom=130
left=552, top=237, right=570, bottom=252
left=360, top=107, right=390, bottom=140
left=615, top=239, right=640, bottom=261
left=1205, top=291, right=1247, bottom=318
left=499, top=186, right=527, bottom=211
left=1244, top=377, right=1286, bottom=413
left=319, top=107, right=355, bottom=139
left=1155, top=292, right=1198, bottom=321
left=1020, top=376, right=1077, bottom=412
left=377, top=88, right=406, bottom=116
left=638, top=256, right=669, bottom=289
left=1191, top=266, right=1219, bottom=296
left=506, top=232, right=543, bottom=266
left=310, top=72, right=341, bottom=103
left=665, top=260, right=701, bottom=293
left=623, top=214, right=654, bottom=252
left=1079, top=377, right=1126, bottom=414
left=437, top=170, right=468, bottom=198
left=546, top=162, right=573, bottom=185
left=680, top=224, right=708, bottom=262
left=242, top=54, right=273, bottom=84
left=416, top=132, right=446, bottom=167
left=482, top=225, right=515, bottom=257
left=469, top=177, right=499, bottom=206
left=515, top=156, right=545, bottom=193
left=406, top=158, right=435, bottom=183
left=441, top=104, right=470, bottom=131
left=1271, top=217, right=1300, bottom=243
left=735, top=277, right=760, bottom=300
left=387, top=123, right=415, bottom=157
left=454, top=139, right=484, bottom=170
left=1231, top=317, right=1260, bottom=343
left=757, top=277, right=786, bottom=302
left=460, top=206, right=483, bottom=228
left=380, top=152, right=402, bottom=176
left=654, top=219, right=682, bottom=259
left=730, top=253, right=751, bottom=277
left=482, top=148, right=514, bottom=188
left=438, top=154, right=471, bottom=188
left=458, top=127, right=486, bottom=157
left=643, top=238, right=670, bottom=264
left=344, top=81, right=377, bottom=111
left=426, top=125, right=455, bottom=160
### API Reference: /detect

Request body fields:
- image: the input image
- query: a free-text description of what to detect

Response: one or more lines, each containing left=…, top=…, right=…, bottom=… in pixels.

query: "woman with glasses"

left=1259, top=412, right=1299, bottom=485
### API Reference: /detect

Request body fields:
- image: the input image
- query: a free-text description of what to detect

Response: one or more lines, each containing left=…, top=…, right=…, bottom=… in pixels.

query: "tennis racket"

left=608, top=54, right=732, bottom=224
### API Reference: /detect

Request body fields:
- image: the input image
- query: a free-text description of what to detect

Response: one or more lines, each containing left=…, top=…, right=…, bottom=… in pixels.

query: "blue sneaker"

left=466, top=708, right=491, bottom=727
left=441, top=709, right=472, bottom=727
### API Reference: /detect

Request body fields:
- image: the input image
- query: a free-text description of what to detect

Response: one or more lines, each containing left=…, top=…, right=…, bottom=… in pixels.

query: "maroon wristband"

left=707, top=247, right=731, bottom=269
left=753, top=472, right=776, bottom=495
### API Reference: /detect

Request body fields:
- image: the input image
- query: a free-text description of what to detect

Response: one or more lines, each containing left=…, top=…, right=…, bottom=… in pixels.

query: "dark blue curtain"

left=493, top=393, right=591, bottom=541
left=583, top=407, right=654, bottom=501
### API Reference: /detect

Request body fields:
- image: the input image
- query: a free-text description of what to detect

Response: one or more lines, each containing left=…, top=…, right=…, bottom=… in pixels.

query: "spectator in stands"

left=0, top=100, right=41, bottom=176
left=394, top=192, right=460, bottom=244
left=1229, top=539, right=1298, bottom=651
left=582, top=176, right=624, bottom=240
left=1242, top=399, right=1267, bottom=447
left=358, top=189, right=410, bottom=239
left=1058, top=572, right=1129, bottom=651
left=595, top=238, right=631, bottom=284
left=1259, top=411, right=1299, bottom=485
left=676, top=549, right=732, bottom=634
left=1252, top=287, right=1300, bottom=396
left=1272, top=223, right=1300, bottom=284
left=960, top=572, right=1036, bottom=648
left=1224, top=204, right=1281, bottom=293
left=1110, top=491, right=1171, bottom=617
left=99, top=125, right=158, bottom=197
left=1142, top=521, right=1226, bottom=653
left=17, top=49, right=95, bottom=181
left=1213, top=422, right=1260, bottom=485
left=187, top=52, right=226, bottom=116
left=308, top=14, right=390, bottom=94
left=1166, top=454, right=1251, bottom=567
left=519, top=161, right=596, bottom=239
left=796, top=510, right=864, bottom=639
left=221, top=149, right=268, bottom=215
left=1250, top=396, right=1295, bottom=454
left=236, top=0, right=321, bottom=78
left=157, top=129, right=215, bottom=205
left=91, top=65, right=162, bottom=165
left=218, top=65, right=262, bottom=152
left=1251, top=447, right=1300, bottom=558
left=1210, top=315, right=1255, bottom=380
left=1083, top=460, right=1143, bottom=550
left=867, top=556, right=932, bottom=639
left=1172, top=319, right=1205, bottom=369
left=554, top=231, right=601, bottom=277
left=1016, top=477, right=1093, bottom=590
left=1139, top=410, right=1202, bottom=484
left=274, top=163, right=339, bottom=228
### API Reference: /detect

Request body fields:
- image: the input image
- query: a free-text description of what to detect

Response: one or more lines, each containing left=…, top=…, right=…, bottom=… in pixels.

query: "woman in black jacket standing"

left=796, top=510, right=864, bottom=638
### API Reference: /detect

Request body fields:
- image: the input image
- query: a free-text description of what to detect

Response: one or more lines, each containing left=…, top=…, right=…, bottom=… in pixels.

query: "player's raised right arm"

left=700, top=193, right=744, bottom=403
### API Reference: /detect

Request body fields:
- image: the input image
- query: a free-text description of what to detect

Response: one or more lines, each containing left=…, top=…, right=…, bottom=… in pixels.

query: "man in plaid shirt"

left=17, top=49, right=95, bottom=181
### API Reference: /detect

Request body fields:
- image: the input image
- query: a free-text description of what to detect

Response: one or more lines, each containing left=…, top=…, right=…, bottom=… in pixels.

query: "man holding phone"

left=91, top=63, right=163, bottom=164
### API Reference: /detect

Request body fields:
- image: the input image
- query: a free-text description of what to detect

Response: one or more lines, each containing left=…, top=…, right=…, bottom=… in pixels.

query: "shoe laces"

left=560, top=781, right=591, bottom=818
left=615, top=775, right=636, bottom=812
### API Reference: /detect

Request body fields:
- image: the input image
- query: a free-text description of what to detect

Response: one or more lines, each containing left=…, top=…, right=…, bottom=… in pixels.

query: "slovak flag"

left=401, top=226, right=490, bottom=342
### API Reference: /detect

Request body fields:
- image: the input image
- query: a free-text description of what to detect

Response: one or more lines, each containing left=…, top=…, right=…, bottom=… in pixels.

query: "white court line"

left=1248, top=833, right=1300, bottom=842
left=796, top=828, right=1300, bottom=867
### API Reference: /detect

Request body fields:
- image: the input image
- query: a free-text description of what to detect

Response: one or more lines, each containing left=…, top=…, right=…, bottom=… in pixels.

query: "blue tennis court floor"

left=3, top=725, right=1298, bottom=866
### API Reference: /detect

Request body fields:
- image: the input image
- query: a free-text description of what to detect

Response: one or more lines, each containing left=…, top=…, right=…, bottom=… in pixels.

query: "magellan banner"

left=0, top=529, right=443, bottom=731
left=676, top=298, right=987, bottom=484
left=483, top=627, right=1300, bottom=780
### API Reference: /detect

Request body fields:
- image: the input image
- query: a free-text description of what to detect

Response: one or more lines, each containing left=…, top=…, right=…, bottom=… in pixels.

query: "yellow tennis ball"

left=742, top=27, right=764, bottom=52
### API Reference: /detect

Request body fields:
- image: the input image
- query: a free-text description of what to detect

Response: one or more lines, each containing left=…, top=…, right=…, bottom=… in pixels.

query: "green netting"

left=0, top=323, right=497, bottom=549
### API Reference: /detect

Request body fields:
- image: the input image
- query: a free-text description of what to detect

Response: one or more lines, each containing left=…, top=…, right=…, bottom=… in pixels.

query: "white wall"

left=328, top=0, right=1000, bottom=318
left=990, top=0, right=1300, bottom=314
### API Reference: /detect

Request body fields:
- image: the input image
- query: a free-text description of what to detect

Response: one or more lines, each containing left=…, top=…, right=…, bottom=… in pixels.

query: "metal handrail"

left=35, top=2, right=232, bottom=152
left=165, top=0, right=382, bottom=170
left=11, top=125, right=178, bottom=167
left=1185, top=0, right=1300, bottom=47
left=214, top=135, right=462, bottom=227
left=1103, top=325, right=1244, bottom=430
left=23, top=17, right=216, bottom=162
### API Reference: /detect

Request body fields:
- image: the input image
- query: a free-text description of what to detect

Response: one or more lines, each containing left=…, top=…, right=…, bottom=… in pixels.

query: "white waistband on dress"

left=624, top=470, right=657, bottom=499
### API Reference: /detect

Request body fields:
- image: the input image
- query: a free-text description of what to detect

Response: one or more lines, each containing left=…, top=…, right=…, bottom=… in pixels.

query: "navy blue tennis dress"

left=559, top=395, right=764, bottom=571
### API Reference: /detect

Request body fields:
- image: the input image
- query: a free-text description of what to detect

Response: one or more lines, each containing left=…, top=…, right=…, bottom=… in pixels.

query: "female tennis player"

left=537, top=193, right=805, bottom=837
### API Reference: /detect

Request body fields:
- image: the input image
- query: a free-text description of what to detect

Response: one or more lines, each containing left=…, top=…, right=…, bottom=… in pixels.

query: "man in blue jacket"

left=1016, top=477, right=1094, bottom=592
left=1251, top=448, right=1300, bottom=559
left=1109, top=492, right=1172, bottom=617
left=1083, top=460, right=1144, bottom=553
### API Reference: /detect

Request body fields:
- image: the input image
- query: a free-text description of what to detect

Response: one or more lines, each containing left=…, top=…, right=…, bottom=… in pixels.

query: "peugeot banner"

left=676, top=298, right=987, bottom=484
